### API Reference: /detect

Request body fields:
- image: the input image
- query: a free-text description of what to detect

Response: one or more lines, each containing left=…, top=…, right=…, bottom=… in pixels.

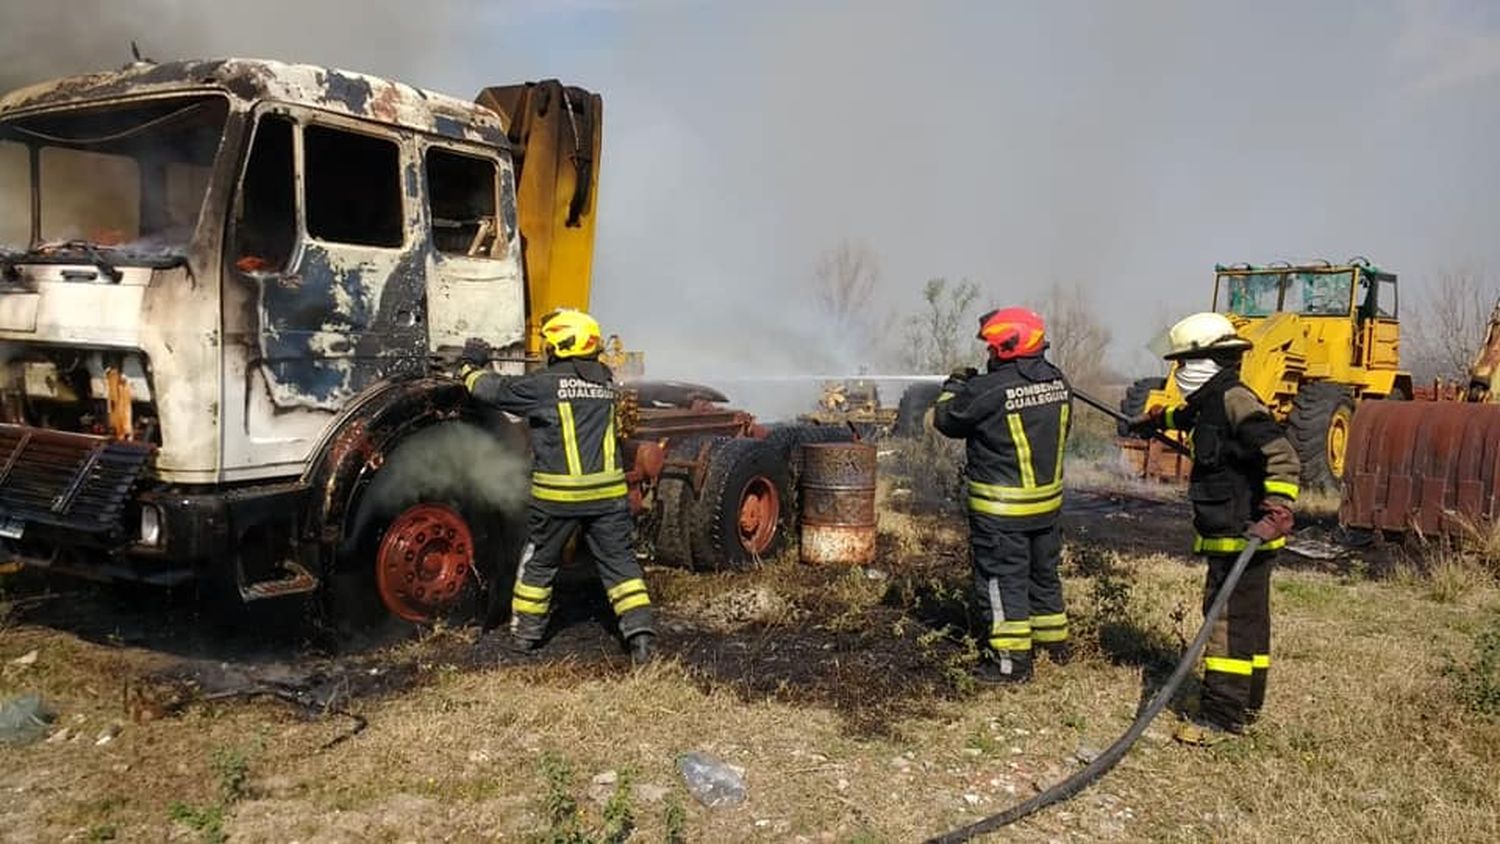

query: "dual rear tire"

left=653, top=428, right=850, bottom=571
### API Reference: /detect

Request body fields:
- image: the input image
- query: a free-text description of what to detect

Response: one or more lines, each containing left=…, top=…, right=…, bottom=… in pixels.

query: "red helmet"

left=977, top=307, right=1047, bottom=360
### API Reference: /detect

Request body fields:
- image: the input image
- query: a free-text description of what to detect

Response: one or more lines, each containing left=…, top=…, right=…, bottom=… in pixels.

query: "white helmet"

left=1163, top=312, right=1253, bottom=360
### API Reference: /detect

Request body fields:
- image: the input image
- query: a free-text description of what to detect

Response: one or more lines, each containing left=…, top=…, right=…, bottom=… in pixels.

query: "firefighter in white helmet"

left=1128, top=312, right=1300, bottom=744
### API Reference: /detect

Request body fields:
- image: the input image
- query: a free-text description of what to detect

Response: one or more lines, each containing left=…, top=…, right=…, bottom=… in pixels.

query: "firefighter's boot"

left=1038, top=641, right=1074, bottom=666
left=628, top=632, right=657, bottom=666
left=1172, top=715, right=1242, bottom=747
left=974, top=651, right=1032, bottom=686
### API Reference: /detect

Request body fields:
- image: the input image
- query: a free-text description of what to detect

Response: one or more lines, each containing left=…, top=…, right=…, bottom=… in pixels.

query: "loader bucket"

left=1341, top=401, right=1500, bottom=537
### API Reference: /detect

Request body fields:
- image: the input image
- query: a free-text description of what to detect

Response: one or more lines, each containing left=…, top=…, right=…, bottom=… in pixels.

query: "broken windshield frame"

left=0, top=93, right=230, bottom=267
left=1215, top=270, right=1356, bottom=317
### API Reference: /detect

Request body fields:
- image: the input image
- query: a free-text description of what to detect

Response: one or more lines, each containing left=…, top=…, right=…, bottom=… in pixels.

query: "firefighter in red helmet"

left=934, top=307, right=1073, bottom=684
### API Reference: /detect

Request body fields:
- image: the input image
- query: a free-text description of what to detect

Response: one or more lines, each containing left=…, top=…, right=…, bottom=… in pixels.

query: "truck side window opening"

left=233, top=115, right=295, bottom=272
left=0, top=141, right=27, bottom=248
left=426, top=147, right=499, bottom=257
left=304, top=125, right=403, bottom=248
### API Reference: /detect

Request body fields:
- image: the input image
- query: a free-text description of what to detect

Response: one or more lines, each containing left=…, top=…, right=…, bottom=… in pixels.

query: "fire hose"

left=924, top=537, right=1262, bottom=842
left=924, top=389, right=1252, bottom=842
left=1070, top=387, right=1192, bottom=457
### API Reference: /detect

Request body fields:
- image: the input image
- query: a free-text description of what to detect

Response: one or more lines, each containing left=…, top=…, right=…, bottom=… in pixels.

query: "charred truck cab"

left=0, top=58, right=824, bottom=627
left=0, top=58, right=583, bottom=622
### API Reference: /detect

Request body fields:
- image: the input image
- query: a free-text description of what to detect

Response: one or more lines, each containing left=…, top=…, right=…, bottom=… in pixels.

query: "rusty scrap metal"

left=1341, top=401, right=1500, bottom=537
left=799, top=442, right=878, bottom=566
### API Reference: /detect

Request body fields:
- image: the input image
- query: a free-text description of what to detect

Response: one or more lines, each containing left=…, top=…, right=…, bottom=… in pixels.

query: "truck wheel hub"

left=376, top=503, right=474, bottom=622
left=737, top=477, right=779, bottom=555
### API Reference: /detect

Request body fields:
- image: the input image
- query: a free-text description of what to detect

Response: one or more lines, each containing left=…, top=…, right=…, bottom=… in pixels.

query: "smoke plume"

left=2, top=0, right=1497, bottom=419
left=346, top=423, right=530, bottom=550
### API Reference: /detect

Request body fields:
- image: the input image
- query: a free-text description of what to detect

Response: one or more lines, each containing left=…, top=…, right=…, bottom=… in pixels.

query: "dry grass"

left=3, top=497, right=1500, bottom=841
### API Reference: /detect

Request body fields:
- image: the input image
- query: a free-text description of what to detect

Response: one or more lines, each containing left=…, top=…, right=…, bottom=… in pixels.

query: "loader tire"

left=1118, top=377, right=1167, bottom=437
left=894, top=382, right=944, bottom=438
left=1288, top=383, right=1356, bottom=492
left=688, top=437, right=793, bottom=570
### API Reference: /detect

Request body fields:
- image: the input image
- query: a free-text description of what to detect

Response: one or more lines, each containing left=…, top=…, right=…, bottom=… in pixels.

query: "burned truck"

left=0, top=58, right=825, bottom=627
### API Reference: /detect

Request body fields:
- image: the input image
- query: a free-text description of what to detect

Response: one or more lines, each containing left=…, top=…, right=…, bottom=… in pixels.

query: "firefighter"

left=934, top=307, right=1073, bottom=685
left=461, top=309, right=657, bottom=664
left=1128, top=312, right=1299, bottom=744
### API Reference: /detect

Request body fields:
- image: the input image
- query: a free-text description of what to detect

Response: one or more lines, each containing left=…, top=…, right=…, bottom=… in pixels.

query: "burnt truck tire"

left=1288, top=382, right=1356, bottom=493
left=688, top=437, right=793, bottom=571
left=329, top=423, right=525, bottom=636
left=650, top=437, right=710, bottom=569
left=1118, top=377, right=1167, bottom=437
left=765, top=424, right=856, bottom=480
left=763, top=424, right=855, bottom=518
left=894, top=382, right=944, bottom=438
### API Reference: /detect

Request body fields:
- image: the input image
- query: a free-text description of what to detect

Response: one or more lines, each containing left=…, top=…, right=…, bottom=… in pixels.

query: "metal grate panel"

left=0, top=424, right=154, bottom=535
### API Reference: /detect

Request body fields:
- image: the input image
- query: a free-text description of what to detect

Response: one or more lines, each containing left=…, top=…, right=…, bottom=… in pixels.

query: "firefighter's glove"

left=1246, top=496, right=1295, bottom=544
left=948, top=366, right=979, bottom=383
left=459, top=337, right=493, bottom=368
left=1126, top=405, right=1167, bottom=435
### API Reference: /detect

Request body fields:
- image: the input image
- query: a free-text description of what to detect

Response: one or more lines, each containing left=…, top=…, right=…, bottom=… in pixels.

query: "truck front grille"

left=0, top=424, right=155, bottom=536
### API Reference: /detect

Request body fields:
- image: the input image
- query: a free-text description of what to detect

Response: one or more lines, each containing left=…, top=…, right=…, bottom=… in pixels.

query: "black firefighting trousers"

left=969, top=514, right=1068, bottom=662
left=509, top=500, right=656, bottom=642
left=1200, top=551, right=1273, bottom=728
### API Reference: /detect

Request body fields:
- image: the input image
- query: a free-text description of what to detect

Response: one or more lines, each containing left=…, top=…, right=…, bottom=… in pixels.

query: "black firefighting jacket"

left=1159, top=365, right=1301, bottom=554
left=467, top=358, right=626, bottom=513
left=933, top=354, right=1073, bottom=530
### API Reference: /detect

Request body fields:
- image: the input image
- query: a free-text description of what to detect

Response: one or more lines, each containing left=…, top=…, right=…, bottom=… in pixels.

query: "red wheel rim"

left=736, top=476, right=780, bottom=555
left=375, top=503, right=475, bottom=623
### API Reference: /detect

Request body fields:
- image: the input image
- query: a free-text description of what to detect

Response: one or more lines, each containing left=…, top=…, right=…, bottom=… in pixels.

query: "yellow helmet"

left=1163, top=312, right=1253, bottom=360
left=541, top=308, right=603, bottom=359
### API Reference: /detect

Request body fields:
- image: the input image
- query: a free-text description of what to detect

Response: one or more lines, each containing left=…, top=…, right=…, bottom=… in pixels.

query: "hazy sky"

left=2, top=0, right=1497, bottom=395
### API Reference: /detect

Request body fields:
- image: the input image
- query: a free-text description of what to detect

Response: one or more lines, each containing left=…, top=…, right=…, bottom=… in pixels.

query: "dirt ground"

left=2, top=463, right=1499, bottom=843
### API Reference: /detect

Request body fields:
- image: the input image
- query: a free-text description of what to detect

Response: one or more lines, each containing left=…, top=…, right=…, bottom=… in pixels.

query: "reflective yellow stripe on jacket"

left=1193, top=534, right=1287, bottom=554
left=533, top=400, right=626, bottom=503
left=1264, top=479, right=1299, bottom=501
left=969, top=405, right=1068, bottom=517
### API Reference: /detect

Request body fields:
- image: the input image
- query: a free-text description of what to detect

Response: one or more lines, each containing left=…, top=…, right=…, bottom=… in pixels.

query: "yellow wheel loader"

left=1119, top=259, right=1412, bottom=491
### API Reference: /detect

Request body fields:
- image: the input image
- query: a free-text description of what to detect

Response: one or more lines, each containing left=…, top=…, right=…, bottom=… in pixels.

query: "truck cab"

left=0, top=59, right=561, bottom=616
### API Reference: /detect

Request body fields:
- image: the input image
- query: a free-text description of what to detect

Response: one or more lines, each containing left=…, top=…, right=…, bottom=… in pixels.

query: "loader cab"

left=1213, top=261, right=1403, bottom=380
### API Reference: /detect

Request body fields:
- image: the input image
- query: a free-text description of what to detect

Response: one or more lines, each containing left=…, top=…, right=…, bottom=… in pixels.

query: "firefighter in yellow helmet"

left=460, top=308, right=656, bottom=664
left=1128, top=312, right=1300, bottom=744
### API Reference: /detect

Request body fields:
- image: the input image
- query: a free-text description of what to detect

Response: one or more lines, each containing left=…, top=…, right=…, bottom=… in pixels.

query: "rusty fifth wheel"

left=687, top=437, right=793, bottom=569
left=375, top=503, right=475, bottom=622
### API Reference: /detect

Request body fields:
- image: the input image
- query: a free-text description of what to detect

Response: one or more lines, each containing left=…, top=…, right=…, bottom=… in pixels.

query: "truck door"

left=420, top=143, right=526, bottom=366
left=222, top=108, right=427, bottom=476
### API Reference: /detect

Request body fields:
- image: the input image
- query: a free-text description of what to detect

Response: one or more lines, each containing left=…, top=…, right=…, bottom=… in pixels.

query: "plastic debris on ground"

left=0, top=694, right=56, bottom=746
left=678, top=751, right=747, bottom=808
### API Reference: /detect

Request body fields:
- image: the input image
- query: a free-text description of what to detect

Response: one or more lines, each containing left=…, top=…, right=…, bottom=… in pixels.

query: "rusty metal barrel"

left=1342, top=401, right=1500, bottom=536
left=799, top=442, right=878, bottom=565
